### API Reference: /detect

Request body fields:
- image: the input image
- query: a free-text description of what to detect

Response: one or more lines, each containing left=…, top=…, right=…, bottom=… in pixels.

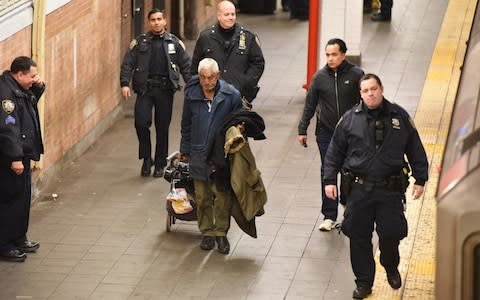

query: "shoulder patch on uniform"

left=178, top=39, right=186, bottom=50
left=129, top=39, right=137, bottom=50
left=408, top=116, right=416, bottom=129
left=2, top=99, right=15, bottom=114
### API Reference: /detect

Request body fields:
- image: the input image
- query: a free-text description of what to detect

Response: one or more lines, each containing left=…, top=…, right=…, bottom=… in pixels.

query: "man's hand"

left=121, top=86, right=131, bottom=101
left=325, top=184, right=337, bottom=200
left=412, top=184, right=425, bottom=200
left=297, top=135, right=307, bottom=147
left=177, top=152, right=189, bottom=162
left=11, top=161, right=24, bottom=175
left=237, top=122, right=246, bottom=133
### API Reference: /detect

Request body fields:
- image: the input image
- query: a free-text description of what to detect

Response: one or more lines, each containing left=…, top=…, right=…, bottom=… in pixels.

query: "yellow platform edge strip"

left=370, top=0, right=478, bottom=299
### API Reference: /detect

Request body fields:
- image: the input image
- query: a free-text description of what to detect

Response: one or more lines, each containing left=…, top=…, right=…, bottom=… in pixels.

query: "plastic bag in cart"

left=166, top=188, right=193, bottom=214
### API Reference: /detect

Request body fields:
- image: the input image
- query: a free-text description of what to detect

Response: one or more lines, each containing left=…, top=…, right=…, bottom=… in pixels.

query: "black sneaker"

left=15, top=240, right=40, bottom=253
left=0, top=249, right=27, bottom=262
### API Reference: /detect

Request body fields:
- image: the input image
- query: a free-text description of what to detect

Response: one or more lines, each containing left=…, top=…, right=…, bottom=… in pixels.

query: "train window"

left=463, top=233, right=480, bottom=299
left=437, top=44, right=480, bottom=198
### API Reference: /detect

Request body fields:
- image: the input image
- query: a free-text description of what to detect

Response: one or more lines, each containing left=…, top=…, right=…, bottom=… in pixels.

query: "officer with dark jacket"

left=120, top=8, right=191, bottom=177
left=179, top=58, right=243, bottom=255
left=191, top=1, right=265, bottom=104
left=0, top=56, right=45, bottom=262
left=323, top=73, right=429, bottom=299
left=297, top=38, right=364, bottom=232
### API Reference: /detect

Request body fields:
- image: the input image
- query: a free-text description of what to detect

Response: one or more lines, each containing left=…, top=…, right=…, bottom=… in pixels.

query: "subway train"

left=436, top=2, right=480, bottom=299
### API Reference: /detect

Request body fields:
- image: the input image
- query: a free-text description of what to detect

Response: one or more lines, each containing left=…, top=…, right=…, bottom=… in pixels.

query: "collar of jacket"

left=1, top=71, right=29, bottom=97
left=144, top=31, right=175, bottom=42
left=324, top=59, right=355, bottom=75
left=184, top=76, right=234, bottom=101
left=210, top=23, right=243, bottom=41
left=355, top=98, right=399, bottom=115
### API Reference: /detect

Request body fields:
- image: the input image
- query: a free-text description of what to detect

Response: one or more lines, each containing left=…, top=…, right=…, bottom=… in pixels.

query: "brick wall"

left=40, top=0, right=123, bottom=171
left=0, top=27, right=32, bottom=71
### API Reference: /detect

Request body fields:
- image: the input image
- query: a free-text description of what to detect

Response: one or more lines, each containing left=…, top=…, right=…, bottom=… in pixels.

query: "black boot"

left=216, top=236, right=230, bottom=254
left=141, top=158, right=153, bottom=177
left=352, top=286, right=372, bottom=299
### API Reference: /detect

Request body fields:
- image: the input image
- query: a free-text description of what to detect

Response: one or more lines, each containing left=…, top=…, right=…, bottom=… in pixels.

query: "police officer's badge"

left=392, top=118, right=401, bottom=129
left=239, top=32, right=246, bottom=50
left=2, top=99, right=15, bottom=114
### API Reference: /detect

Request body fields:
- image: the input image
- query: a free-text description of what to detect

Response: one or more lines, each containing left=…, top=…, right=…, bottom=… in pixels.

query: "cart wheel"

left=166, top=214, right=173, bottom=232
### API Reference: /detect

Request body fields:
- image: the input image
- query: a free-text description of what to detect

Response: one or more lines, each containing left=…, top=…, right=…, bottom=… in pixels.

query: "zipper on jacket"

left=335, top=71, right=340, bottom=120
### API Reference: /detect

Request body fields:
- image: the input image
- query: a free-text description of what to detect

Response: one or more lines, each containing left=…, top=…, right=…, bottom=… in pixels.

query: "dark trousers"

left=0, top=159, right=31, bottom=249
left=316, top=127, right=338, bottom=221
left=342, top=184, right=407, bottom=288
left=135, top=88, right=174, bottom=168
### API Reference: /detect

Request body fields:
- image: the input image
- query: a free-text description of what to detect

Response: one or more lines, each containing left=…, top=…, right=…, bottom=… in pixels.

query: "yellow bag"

left=166, top=188, right=193, bottom=214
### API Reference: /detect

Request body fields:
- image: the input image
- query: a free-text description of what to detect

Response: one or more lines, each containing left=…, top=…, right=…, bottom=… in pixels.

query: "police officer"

left=0, top=56, right=45, bottom=262
left=191, top=1, right=265, bottom=107
left=120, top=8, right=191, bottom=177
left=323, top=74, right=428, bottom=299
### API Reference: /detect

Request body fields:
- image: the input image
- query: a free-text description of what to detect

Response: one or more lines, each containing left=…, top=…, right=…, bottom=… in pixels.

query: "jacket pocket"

left=245, top=169, right=265, bottom=192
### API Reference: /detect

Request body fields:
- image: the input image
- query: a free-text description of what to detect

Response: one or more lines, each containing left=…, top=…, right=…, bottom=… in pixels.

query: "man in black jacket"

left=0, top=56, right=45, bottom=262
left=120, top=8, right=191, bottom=177
left=191, top=1, right=265, bottom=106
left=323, top=73, right=428, bottom=298
left=297, top=38, right=364, bottom=232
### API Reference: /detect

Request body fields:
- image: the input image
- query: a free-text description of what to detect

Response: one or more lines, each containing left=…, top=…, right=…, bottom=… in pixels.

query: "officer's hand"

left=121, top=86, right=131, bottom=100
left=32, top=75, right=44, bottom=87
left=412, top=184, right=424, bottom=200
left=325, top=185, right=337, bottom=200
left=11, top=161, right=24, bottom=175
left=297, top=135, right=307, bottom=147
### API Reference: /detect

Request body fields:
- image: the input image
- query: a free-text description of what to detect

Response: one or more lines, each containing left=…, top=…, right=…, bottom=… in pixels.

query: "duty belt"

left=147, top=76, right=172, bottom=89
left=353, top=176, right=388, bottom=186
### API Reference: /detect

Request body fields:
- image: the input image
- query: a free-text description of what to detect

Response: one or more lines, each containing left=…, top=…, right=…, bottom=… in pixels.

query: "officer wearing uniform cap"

left=323, top=73, right=429, bottom=299
left=0, top=56, right=45, bottom=262
left=191, top=0, right=265, bottom=107
left=120, top=8, right=191, bottom=177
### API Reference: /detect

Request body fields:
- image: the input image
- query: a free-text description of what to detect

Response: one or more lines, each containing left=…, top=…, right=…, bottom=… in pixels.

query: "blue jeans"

left=316, top=127, right=338, bottom=221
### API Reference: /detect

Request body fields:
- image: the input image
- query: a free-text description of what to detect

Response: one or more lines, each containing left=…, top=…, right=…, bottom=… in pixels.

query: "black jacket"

left=120, top=31, right=191, bottom=93
left=192, top=23, right=265, bottom=101
left=0, top=71, right=45, bottom=164
left=323, top=99, right=429, bottom=185
left=298, top=60, right=364, bottom=134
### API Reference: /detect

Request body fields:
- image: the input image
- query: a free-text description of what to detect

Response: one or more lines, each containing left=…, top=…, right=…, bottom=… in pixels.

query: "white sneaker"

left=318, top=219, right=335, bottom=231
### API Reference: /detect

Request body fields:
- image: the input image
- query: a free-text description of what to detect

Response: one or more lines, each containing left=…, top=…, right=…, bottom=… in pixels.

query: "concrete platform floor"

left=0, top=1, right=448, bottom=299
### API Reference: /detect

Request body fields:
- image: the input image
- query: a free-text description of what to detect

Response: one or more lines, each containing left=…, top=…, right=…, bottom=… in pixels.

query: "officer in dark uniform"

left=323, top=74, right=429, bottom=299
left=0, top=56, right=45, bottom=262
left=120, top=8, right=191, bottom=177
left=191, top=1, right=265, bottom=107
left=364, top=0, right=393, bottom=21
